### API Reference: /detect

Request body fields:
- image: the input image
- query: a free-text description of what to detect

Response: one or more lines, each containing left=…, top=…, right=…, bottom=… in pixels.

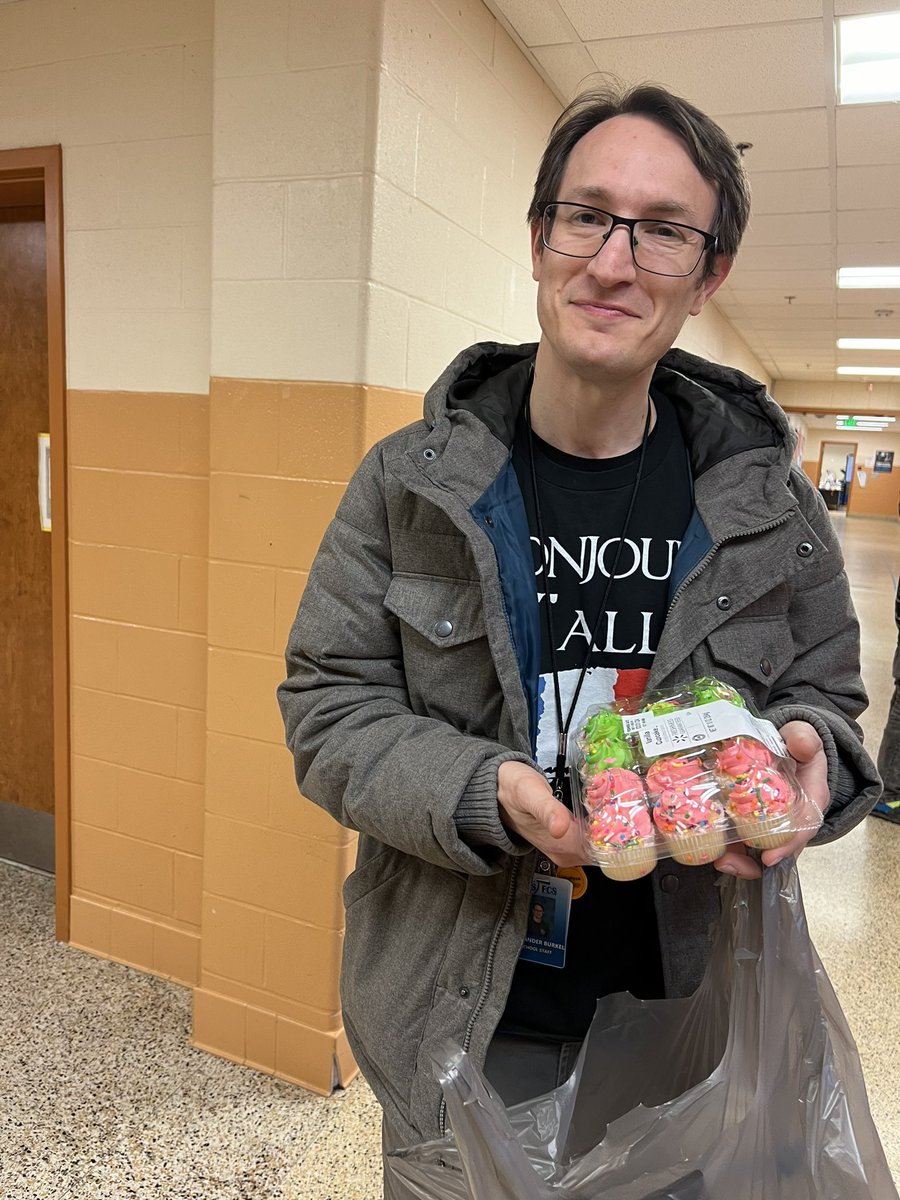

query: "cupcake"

left=587, top=800, right=657, bottom=882
left=584, top=766, right=645, bottom=808
left=645, top=753, right=706, bottom=791
left=726, top=766, right=798, bottom=850
left=651, top=781, right=727, bottom=866
left=691, top=677, right=746, bottom=708
left=582, top=736, right=635, bottom=772
left=715, top=735, right=774, bottom=778
left=582, top=709, right=626, bottom=743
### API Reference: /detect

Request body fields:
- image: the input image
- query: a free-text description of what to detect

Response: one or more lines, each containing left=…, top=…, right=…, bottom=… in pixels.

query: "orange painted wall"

left=66, top=378, right=422, bottom=1093
left=848, top=466, right=899, bottom=519
left=67, top=389, right=208, bottom=985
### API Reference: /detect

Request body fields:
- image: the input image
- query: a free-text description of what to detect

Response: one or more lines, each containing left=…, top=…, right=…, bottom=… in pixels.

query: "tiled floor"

left=0, top=511, right=897, bottom=1199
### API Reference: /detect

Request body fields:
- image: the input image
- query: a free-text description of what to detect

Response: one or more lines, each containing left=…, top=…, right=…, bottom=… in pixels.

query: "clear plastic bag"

left=572, top=677, right=822, bottom=880
left=385, top=860, right=898, bottom=1199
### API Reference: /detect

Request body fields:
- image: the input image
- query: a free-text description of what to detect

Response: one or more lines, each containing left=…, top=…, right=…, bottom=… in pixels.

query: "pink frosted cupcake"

left=645, top=754, right=705, bottom=791
left=588, top=802, right=657, bottom=881
left=584, top=766, right=645, bottom=808
left=651, top=781, right=727, bottom=866
left=727, top=766, right=798, bottom=850
left=715, top=736, right=774, bottom=778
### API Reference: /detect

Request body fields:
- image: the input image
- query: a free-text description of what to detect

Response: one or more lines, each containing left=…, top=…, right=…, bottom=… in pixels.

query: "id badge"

left=518, top=873, right=573, bottom=969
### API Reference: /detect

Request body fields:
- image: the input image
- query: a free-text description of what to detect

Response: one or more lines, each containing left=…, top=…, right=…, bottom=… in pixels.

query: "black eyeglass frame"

left=539, top=200, right=719, bottom=278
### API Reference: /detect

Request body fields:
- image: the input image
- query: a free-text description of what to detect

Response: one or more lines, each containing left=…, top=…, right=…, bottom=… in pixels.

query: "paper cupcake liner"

left=663, top=826, right=728, bottom=866
left=592, top=840, right=658, bottom=882
left=731, top=809, right=795, bottom=851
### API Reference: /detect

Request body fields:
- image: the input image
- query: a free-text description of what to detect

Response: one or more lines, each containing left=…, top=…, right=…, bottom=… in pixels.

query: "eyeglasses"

left=540, top=201, right=718, bottom=278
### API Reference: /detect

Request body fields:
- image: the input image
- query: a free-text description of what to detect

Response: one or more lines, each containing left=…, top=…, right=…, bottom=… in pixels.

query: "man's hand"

left=714, top=719, right=829, bottom=880
left=497, top=760, right=588, bottom=867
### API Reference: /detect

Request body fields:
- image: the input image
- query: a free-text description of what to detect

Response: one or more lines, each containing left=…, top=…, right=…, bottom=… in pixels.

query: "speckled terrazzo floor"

left=1, top=514, right=898, bottom=1200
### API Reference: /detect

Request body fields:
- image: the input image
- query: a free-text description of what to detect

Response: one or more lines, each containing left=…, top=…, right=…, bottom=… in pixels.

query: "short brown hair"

left=528, top=81, right=751, bottom=279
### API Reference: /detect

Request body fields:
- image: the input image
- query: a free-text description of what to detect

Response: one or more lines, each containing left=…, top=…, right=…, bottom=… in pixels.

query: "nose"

left=586, top=222, right=637, bottom=284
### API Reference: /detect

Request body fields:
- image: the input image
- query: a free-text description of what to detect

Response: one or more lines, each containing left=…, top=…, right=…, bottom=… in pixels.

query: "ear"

left=690, top=254, right=732, bottom=316
left=530, top=220, right=544, bottom=282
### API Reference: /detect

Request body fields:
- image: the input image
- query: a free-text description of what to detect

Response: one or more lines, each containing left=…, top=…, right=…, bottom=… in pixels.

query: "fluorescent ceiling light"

left=838, top=12, right=900, bottom=104
left=838, top=267, right=900, bottom=288
left=837, top=338, right=900, bottom=350
left=836, top=365, right=900, bottom=375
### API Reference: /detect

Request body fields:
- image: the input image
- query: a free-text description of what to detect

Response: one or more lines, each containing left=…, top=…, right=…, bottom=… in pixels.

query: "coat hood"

left=422, top=340, right=796, bottom=481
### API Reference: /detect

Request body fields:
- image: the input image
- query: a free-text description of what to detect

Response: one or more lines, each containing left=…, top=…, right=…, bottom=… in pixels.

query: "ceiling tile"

left=557, top=0, right=822, bottom=39
left=742, top=212, right=832, bottom=246
left=584, top=23, right=825, bottom=116
left=837, top=165, right=900, bottom=210
left=746, top=168, right=830, bottom=214
left=735, top=245, right=835, bottom=272
left=484, top=0, right=575, bottom=47
left=837, top=244, right=900, bottom=267
left=529, top=40, right=596, bottom=100
left=725, top=268, right=835, bottom=290
left=834, top=0, right=900, bottom=14
left=725, top=285, right=836, bottom=304
left=837, top=209, right=900, bottom=244
left=836, top=106, right=900, bottom=167
left=838, top=297, right=900, bottom=316
left=714, top=109, right=829, bottom=171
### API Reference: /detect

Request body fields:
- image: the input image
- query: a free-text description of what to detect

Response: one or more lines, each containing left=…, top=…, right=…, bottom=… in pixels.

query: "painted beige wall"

left=676, top=299, right=772, bottom=389
left=0, top=0, right=214, bottom=393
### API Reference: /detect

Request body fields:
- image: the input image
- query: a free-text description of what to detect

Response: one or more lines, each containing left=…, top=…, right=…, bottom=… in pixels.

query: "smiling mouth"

left=572, top=299, right=639, bottom=318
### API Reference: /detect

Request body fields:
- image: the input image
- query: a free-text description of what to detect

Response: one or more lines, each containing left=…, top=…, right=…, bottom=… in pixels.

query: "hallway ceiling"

left=484, top=0, right=900, bottom=384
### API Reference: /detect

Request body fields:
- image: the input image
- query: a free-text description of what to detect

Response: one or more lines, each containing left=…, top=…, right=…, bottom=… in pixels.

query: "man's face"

left=531, top=114, right=731, bottom=389
left=532, top=904, right=543, bottom=921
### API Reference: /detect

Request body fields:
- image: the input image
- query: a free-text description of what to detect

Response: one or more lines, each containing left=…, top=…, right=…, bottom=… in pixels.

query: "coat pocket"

left=383, top=574, right=502, bottom=737
left=703, top=618, right=795, bottom=704
left=384, top=574, right=485, bottom=647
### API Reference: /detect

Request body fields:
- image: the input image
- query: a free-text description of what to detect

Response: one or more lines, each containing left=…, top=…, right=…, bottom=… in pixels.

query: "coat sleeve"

left=761, top=469, right=882, bottom=841
left=276, top=444, right=534, bottom=875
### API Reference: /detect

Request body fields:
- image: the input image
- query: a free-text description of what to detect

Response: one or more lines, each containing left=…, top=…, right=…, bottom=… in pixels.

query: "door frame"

left=0, top=146, right=70, bottom=940
left=816, top=438, right=857, bottom=512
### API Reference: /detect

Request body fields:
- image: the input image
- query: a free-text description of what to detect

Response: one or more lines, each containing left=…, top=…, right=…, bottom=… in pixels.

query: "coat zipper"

left=667, top=513, right=793, bottom=616
left=438, top=856, right=521, bottom=1137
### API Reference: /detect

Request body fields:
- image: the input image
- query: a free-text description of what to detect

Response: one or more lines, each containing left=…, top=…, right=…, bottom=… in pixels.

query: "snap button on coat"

left=716, top=595, right=731, bottom=610
left=434, top=619, right=453, bottom=638
left=760, top=658, right=772, bottom=676
left=797, top=541, right=814, bottom=557
left=458, top=986, right=470, bottom=998
left=422, top=447, right=437, bottom=462
left=660, top=874, right=679, bottom=894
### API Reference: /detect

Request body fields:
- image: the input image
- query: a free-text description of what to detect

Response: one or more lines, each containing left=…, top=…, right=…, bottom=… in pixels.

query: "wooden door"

left=0, top=212, right=54, bottom=825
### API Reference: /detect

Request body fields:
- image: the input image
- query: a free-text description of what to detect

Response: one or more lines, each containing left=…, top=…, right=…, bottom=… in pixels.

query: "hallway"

left=0, top=512, right=897, bottom=1199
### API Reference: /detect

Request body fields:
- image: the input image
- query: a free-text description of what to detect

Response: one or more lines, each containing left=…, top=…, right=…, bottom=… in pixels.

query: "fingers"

left=779, top=719, right=824, bottom=764
left=714, top=843, right=762, bottom=879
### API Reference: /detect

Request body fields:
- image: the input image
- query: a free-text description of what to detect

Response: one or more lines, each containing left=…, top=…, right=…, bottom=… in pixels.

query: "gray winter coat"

left=278, top=342, right=880, bottom=1144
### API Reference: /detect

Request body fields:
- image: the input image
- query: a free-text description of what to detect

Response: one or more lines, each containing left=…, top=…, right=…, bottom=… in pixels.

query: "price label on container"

left=622, top=700, right=787, bottom=758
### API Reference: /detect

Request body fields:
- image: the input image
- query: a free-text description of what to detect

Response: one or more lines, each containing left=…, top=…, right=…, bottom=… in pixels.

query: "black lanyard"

left=524, top=388, right=652, bottom=806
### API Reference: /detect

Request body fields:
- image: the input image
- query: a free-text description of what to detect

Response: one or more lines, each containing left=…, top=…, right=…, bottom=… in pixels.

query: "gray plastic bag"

left=386, top=860, right=897, bottom=1199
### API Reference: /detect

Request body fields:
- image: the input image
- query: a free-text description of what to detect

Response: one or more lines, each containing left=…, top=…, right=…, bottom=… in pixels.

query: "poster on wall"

left=874, top=450, right=894, bottom=474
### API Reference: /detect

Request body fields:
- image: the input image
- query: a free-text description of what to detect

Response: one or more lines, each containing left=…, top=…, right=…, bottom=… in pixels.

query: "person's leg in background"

left=873, top=639, right=900, bottom=823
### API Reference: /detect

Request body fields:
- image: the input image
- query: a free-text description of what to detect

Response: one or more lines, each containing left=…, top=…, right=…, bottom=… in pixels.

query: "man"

left=277, top=83, right=880, bottom=1187
left=526, top=901, right=550, bottom=939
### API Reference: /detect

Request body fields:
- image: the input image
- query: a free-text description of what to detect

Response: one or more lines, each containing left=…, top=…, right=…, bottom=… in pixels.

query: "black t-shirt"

left=500, top=391, right=692, bottom=1041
